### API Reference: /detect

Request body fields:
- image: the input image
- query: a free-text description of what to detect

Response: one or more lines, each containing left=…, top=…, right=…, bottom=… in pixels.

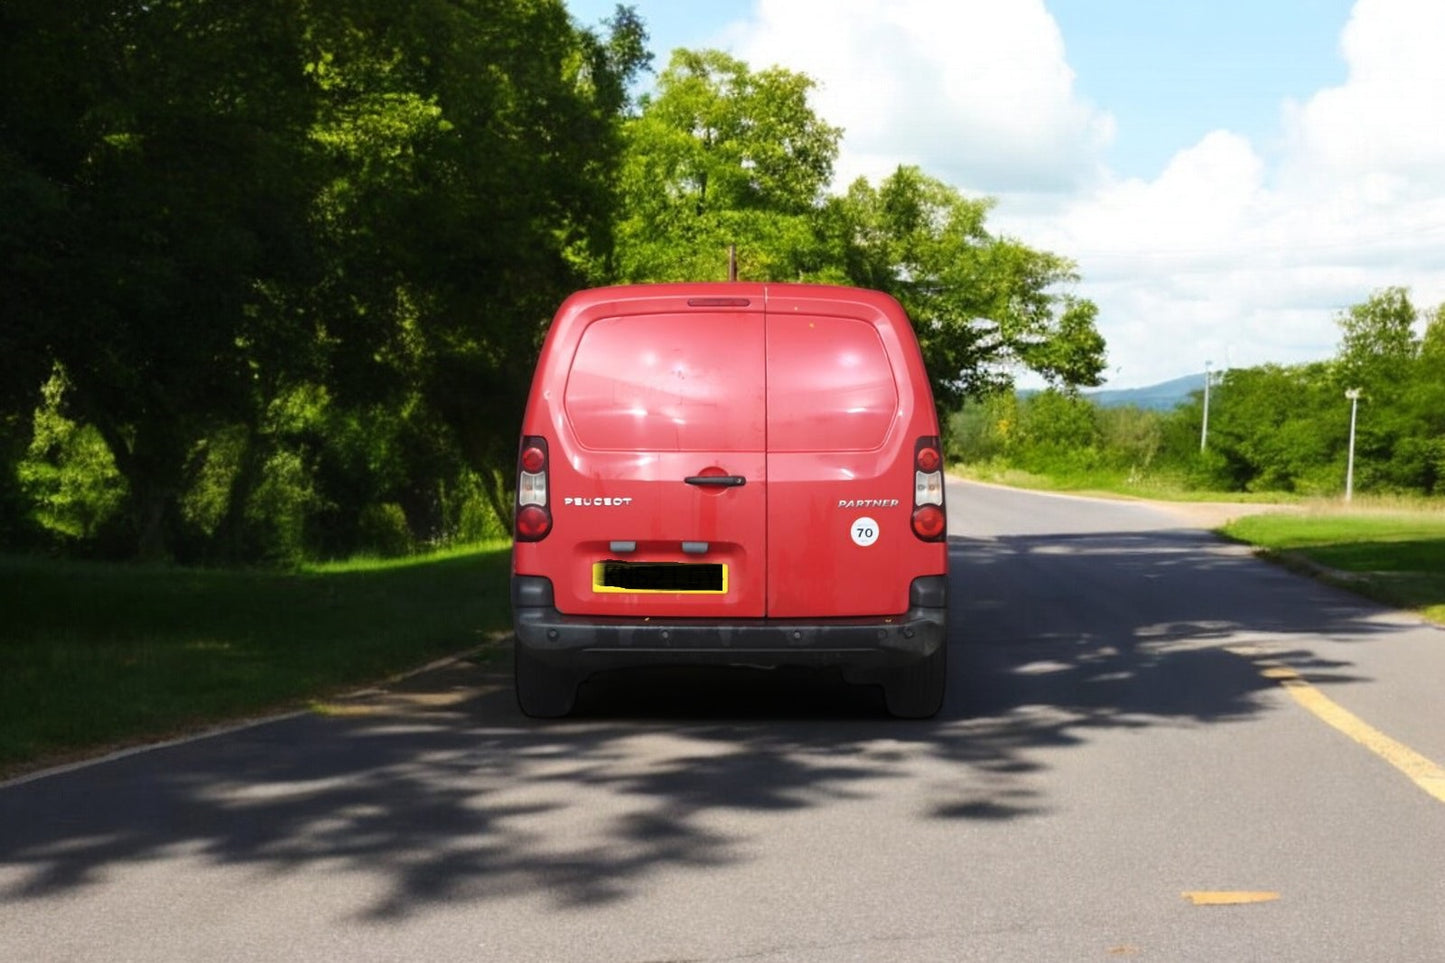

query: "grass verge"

left=1220, top=512, right=1445, bottom=624
left=952, top=461, right=1296, bottom=504
left=0, top=541, right=514, bottom=778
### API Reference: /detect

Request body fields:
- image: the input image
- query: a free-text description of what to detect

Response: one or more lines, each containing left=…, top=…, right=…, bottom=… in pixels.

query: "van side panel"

left=764, top=288, right=946, bottom=618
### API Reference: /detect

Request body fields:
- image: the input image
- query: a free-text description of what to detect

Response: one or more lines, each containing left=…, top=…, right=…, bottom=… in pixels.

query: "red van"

left=510, top=283, right=948, bottom=717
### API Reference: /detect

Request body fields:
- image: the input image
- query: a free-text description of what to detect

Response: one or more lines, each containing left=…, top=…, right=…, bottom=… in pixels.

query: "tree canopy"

left=958, top=286, right=1445, bottom=499
left=614, top=50, right=1107, bottom=411
left=611, top=49, right=842, bottom=283
left=3, top=15, right=1109, bottom=563
left=825, top=167, right=1106, bottom=407
left=2, top=0, right=648, bottom=560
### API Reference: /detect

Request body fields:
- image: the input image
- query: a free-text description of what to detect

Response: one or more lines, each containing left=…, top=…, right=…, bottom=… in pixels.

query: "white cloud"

left=1028, top=0, right=1445, bottom=387
left=1285, top=0, right=1445, bottom=184
left=728, top=0, right=1445, bottom=388
left=730, top=0, right=1113, bottom=192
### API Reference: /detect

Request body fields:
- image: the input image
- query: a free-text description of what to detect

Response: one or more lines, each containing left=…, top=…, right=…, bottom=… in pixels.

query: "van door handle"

left=685, top=474, right=747, bottom=488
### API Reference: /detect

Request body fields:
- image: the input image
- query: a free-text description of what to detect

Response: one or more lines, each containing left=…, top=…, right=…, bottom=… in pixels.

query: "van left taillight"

left=515, top=435, right=551, bottom=542
left=911, top=435, right=946, bottom=541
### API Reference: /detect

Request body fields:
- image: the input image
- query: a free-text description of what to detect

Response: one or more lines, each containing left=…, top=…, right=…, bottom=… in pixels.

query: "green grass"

left=0, top=541, right=514, bottom=777
left=953, top=461, right=1296, bottom=504
left=1221, top=512, right=1445, bottom=623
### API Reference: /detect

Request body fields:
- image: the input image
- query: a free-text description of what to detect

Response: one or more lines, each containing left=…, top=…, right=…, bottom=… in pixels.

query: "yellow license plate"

left=592, top=561, right=727, bottom=594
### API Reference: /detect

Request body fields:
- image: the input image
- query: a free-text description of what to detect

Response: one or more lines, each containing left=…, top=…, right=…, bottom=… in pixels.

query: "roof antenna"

left=728, top=244, right=737, bottom=282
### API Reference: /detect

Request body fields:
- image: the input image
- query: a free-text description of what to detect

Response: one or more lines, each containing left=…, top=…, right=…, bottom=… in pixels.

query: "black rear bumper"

left=511, top=574, right=947, bottom=673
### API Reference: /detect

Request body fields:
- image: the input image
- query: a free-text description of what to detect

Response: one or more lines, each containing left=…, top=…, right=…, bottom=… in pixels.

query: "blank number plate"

left=592, top=561, right=727, bottom=594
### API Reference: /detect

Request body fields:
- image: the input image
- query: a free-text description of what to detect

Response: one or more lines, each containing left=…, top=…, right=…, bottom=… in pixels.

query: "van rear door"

left=764, top=289, right=926, bottom=618
left=552, top=292, right=768, bottom=619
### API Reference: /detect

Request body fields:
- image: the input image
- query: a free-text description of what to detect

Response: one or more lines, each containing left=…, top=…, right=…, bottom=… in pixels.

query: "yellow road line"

left=1232, top=651, right=1445, bottom=806
left=1182, top=891, right=1280, bottom=906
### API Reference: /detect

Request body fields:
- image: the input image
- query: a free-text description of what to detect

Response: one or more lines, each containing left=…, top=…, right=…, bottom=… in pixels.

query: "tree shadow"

left=0, top=529, right=1398, bottom=924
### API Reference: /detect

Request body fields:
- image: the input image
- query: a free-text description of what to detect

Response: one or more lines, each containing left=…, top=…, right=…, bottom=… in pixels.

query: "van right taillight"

left=515, top=435, right=551, bottom=542
left=911, top=436, right=946, bottom=541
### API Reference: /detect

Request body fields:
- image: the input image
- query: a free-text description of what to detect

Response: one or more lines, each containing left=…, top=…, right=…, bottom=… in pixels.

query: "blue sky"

left=565, top=1, right=1445, bottom=388
left=572, top=0, right=1354, bottom=181
left=1047, top=1, right=1353, bottom=178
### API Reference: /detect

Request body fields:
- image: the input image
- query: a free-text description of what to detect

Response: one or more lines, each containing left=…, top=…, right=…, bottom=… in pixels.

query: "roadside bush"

left=946, top=393, right=1014, bottom=463
left=244, top=447, right=323, bottom=567
left=357, top=502, right=414, bottom=558
left=15, top=375, right=128, bottom=546
left=1096, top=405, right=1164, bottom=473
left=180, top=424, right=249, bottom=542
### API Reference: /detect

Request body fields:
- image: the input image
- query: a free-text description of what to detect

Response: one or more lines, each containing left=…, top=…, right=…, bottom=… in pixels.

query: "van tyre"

left=883, top=644, right=947, bottom=719
left=515, top=645, right=578, bottom=718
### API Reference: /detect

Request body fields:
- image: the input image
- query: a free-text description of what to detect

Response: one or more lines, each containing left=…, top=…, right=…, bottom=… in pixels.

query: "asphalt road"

left=3, top=480, right=1444, bottom=961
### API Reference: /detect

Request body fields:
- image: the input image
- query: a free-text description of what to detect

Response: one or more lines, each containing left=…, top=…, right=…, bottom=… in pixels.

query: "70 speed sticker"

left=850, top=516, right=880, bottom=547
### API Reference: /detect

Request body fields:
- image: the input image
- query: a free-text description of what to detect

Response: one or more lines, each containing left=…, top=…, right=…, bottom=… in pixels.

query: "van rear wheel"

left=514, top=644, right=578, bottom=718
left=882, top=644, right=947, bottom=719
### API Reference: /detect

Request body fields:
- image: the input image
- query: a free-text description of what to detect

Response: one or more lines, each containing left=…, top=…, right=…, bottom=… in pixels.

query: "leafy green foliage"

left=613, top=49, right=842, bottom=282
left=1337, top=286, right=1419, bottom=386
left=3, top=20, right=1110, bottom=563
left=16, top=373, right=128, bottom=545
left=1197, top=363, right=1343, bottom=493
left=962, top=287, right=1444, bottom=502
left=615, top=56, right=1108, bottom=410
left=1, top=0, right=647, bottom=562
left=829, top=168, right=1106, bottom=407
left=3, top=0, right=326, bottom=558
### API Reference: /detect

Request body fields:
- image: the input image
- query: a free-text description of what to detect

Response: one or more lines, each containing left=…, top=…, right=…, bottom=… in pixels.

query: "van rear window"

left=767, top=316, right=898, bottom=451
left=564, top=314, right=766, bottom=452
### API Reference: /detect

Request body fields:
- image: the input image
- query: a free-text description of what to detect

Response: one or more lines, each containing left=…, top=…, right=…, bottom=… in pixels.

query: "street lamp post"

left=1200, top=361, right=1213, bottom=452
left=1344, top=388, right=1362, bottom=502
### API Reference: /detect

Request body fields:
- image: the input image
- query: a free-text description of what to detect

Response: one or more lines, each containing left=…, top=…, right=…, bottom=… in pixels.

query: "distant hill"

left=1085, top=373, right=1204, bottom=411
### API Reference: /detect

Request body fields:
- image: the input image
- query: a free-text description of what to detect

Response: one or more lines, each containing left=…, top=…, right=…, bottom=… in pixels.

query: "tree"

left=830, top=166, right=1106, bottom=408
left=1331, top=288, right=1444, bottom=493
left=0, top=0, right=651, bottom=560
left=1203, top=363, right=1342, bottom=493
left=1336, top=286, right=1419, bottom=390
left=1012, top=389, right=1103, bottom=474
left=3, top=21, right=1118, bottom=558
left=1417, top=304, right=1445, bottom=494
left=299, top=0, right=651, bottom=546
left=613, top=49, right=842, bottom=282
left=1419, top=303, right=1445, bottom=365
left=617, top=54, right=1108, bottom=410
left=1, top=0, right=322, bottom=558
left=1021, top=297, right=1109, bottom=391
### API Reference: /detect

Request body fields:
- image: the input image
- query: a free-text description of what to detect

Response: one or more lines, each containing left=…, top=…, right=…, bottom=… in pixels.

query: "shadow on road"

left=0, top=530, right=1394, bottom=922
